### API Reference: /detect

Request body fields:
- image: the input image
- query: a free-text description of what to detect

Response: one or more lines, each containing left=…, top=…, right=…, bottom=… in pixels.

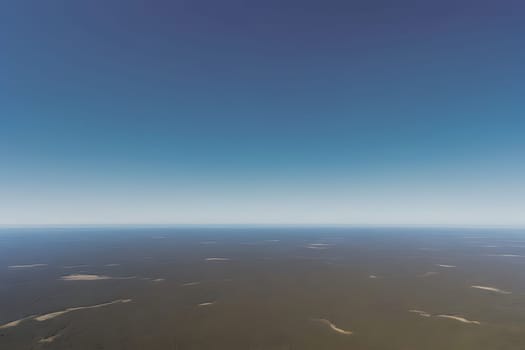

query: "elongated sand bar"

left=408, top=309, right=431, bottom=317
left=38, top=334, right=60, bottom=343
left=436, top=315, right=480, bottom=325
left=8, top=264, right=47, bottom=269
left=182, top=281, right=202, bottom=286
left=471, top=285, right=511, bottom=294
left=0, top=299, right=132, bottom=329
left=312, top=318, right=353, bottom=335
left=198, top=302, right=215, bottom=307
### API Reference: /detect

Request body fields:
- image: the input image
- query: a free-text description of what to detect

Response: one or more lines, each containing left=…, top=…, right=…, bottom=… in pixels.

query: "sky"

left=1, top=0, right=524, bottom=226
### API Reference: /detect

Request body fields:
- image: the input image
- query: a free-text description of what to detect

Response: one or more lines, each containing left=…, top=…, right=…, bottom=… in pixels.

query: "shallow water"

left=1, top=226, right=524, bottom=349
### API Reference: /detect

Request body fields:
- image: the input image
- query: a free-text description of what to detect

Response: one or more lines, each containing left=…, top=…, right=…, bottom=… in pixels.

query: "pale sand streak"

left=205, top=258, right=230, bottom=261
left=409, top=310, right=479, bottom=324
left=436, top=315, right=480, bottom=325
left=38, top=334, right=61, bottom=343
left=198, top=302, right=215, bottom=307
left=35, top=299, right=132, bottom=321
left=0, top=300, right=131, bottom=329
left=471, top=285, right=511, bottom=294
left=60, top=274, right=111, bottom=281
left=60, top=274, right=136, bottom=281
left=182, top=281, right=201, bottom=286
left=0, top=315, right=36, bottom=329
left=8, top=264, right=47, bottom=269
left=436, top=264, right=456, bottom=268
left=487, top=254, right=524, bottom=257
left=152, top=278, right=165, bottom=282
left=312, top=318, right=353, bottom=335
left=408, top=309, right=431, bottom=317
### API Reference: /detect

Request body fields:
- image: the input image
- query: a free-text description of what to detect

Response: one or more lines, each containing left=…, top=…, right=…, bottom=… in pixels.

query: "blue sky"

left=1, top=0, right=524, bottom=225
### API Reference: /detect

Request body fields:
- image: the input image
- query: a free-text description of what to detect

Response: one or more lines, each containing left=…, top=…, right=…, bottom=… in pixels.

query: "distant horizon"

left=1, top=223, right=524, bottom=229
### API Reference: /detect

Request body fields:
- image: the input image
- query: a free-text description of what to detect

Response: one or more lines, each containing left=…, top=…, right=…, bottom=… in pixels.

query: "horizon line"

left=1, top=223, right=524, bottom=229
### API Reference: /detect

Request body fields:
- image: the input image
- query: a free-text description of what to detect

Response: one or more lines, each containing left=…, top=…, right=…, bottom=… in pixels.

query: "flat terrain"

left=1, top=226, right=525, bottom=349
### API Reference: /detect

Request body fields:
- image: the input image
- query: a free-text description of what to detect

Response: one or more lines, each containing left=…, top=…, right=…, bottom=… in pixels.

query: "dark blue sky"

left=1, top=0, right=524, bottom=225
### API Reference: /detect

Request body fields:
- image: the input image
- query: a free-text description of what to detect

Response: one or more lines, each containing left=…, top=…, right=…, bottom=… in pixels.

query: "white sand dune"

left=436, top=314, right=480, bottom=325
left=488, top=254, right=524, bottom=257
left=369, top=275, right=378, bottom=279
left=471, top=285, right=511, bottom=294
left=0, top=299, right=131, bottom=329
left=312, top=318, right=353, bottom=335
left=436, top=264, right=456, bottom=268
left=198, top=302, right=215, bottom=307
left=152, top=278, right=165, bottom=282
left=60, top=274, right=136, bottom=281
left=8, top=264, right=47, bottom=269
left=205, top=258, right=230, bottom=261
left=182, top=281, right=201, bottom=286
left=35, top=299, right=132, bottom=321
left=0, top=315, right=36, bottom=329
left=60, top=274, right=112, bottom=281
left=409, top=310, right=479, bottom=324
left=306, top=243, right=331, bottom=249
left=38, top=334, right=60, bottom=343
left=408, top=309, right=431, bottom=317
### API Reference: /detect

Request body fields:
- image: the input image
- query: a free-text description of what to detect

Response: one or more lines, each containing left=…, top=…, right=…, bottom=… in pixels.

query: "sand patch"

left=182, top=281, right=201, bottom=286
left=8, top=264, right=47, bottom=269
left=104, top=263, right=120, bottom=267
left=0, top=315, right=36, bottom=329
left=471, top=285, right=511, bottom=294
left=60, top=274, right=111, bottom=281
left=152, top=278, right=165, bottom=282
left=409, top=310, right=479, bottom=324
left=408, top=309, right=431, bottom=317
left=488, top=254, right=524, bottom=257
left=369, top=275, right=379, bottom=279
left=312, top=318, right=353, bottom=335
left=436, top=264, right=456, bottom=268
left=198, top=302, right=215, bottom=307
left=0, top=300, right=131, bottom=329
left=205, top=258, right=230, bottom=261
left=60, top=274, right=136, bottom=281
left=35, top=299, right=132, bottom=321
left=306, top=243, right=331, bottom=249
left=436, top=314, right=480, bottom=325
left=38, top=334, right=61, bottom=343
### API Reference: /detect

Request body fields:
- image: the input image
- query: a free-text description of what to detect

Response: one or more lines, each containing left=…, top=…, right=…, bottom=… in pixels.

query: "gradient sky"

left=1, top=0, right=524, bottom=225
